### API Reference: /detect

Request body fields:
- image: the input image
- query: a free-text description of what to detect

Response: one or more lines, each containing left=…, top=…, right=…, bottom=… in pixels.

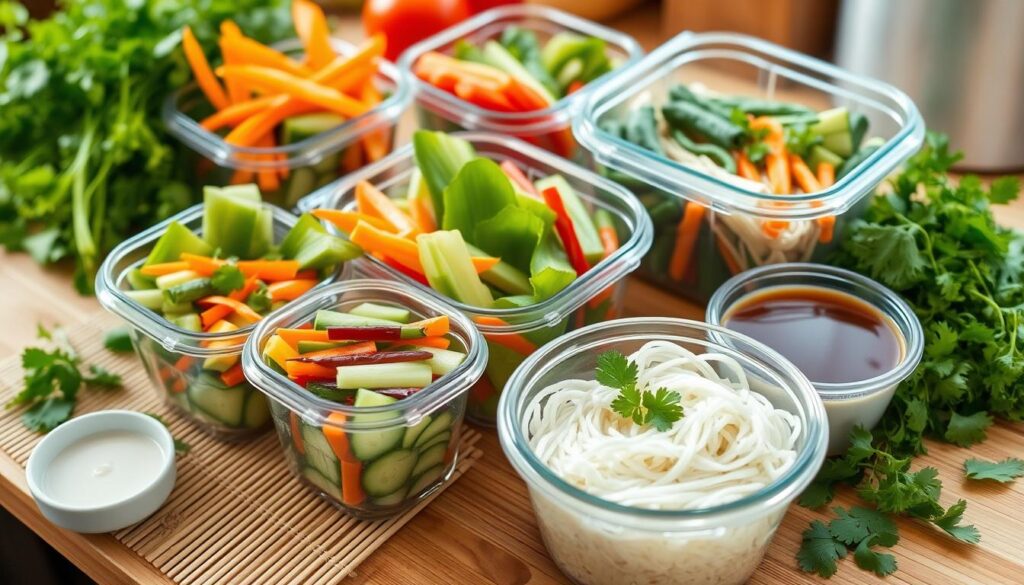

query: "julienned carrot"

left=668, top=202, right=706, bottom=282
left=761, top=220, right=788, bottom=239
left=312, top=208, right=394, bottom=233
left=180, top=253, right=225, bottom=276
left=230, top=169, right=255, bottom=184
left=139, top=261, right=189, bottom=276
left=359, top=83, right=391, bottom=163
left=453, top=80, right=516, bottom=111
left=595, top=209, right=619, bottom=258
left=341, top=140, right=364, bottom=173
left=735, top=151, right=761, bottom=182
left=474, top=317, right=538, bottom=355
left=408, top=195, right=436, bottom=234
left=505, top=77, right=551, bottom=111
left=350, top=220, right=423, bottom=273
left=231, top=276, right=260, bottom=302
left=295, top=270, right=318, bottom=280
left=277, top=327, right=330, bottom=349
left=715, top=234, right=742, bottom=275
left=267, top=279, right=318, bottom=301
left=471, top=256, right=500, bottom=273
left=292, top=0, right=335, bottom=70
left=181, top=26, right=229, bottom=110
left=199, top=97, right=277, bottom=132
left=750, top=116, right=785, bottom=152
left=789, top=154, right=821, bottom=193
left=500, top=160, right=538, bottom=196
left=226, top=98, right=320, bottom=147
left=221, top=34, right=312, bottom=77
left=816, top=162, right=836, bottom=188
left=217, top=65, right=369, bottom=119
left=236, top=259, right=300, bottom=281
left=289, top=412, right=305, bottom=455
left=396, top=336, right=450, bottom=350
left=291, top=341, right=376, bottom=360
left=815, top=161, right=837, bottom=244
left=285, top=359, right=336, bottom=379
left=219, top=21, right=250, bottom=104
left=196, top=296, right=262, bottom=323
left=355, top=181, right=419, bottom=236
left=174, top=355, right=195, bottom=372
left=201, top=304, right=233, bottom=329
left=410, top=315, right=449, bottom=338
left=323, top=412, right=366, bottom=506
left=382, top=257, right=430, bottom=286
left=765, top=150, right=792, bottom=195
left=255, top=133, right=281, bottom=192
left=220, top=363, right=247, bottom=387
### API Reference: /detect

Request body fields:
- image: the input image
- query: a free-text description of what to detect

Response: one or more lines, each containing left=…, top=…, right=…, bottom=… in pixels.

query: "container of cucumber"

left=96, top=185, right=360, bottom=440
left=241, top=279, right=487, bottom=519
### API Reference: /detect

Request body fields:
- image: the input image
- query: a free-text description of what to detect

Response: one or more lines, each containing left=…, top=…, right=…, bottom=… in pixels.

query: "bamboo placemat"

left=0, top=313, right=483, bottom=585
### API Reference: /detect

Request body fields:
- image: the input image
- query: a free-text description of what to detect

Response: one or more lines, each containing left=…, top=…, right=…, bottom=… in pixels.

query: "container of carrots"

left=240, top=279, right=487, bottom=519
left=96, top=185, right=360, bottom=440
left=165, top=0, right=410, bottom=210
left=574, top=32, right=925, bottom=302
left=302, top=131, right=652, bottom=425
left=397, top=4, right=643, bottom=163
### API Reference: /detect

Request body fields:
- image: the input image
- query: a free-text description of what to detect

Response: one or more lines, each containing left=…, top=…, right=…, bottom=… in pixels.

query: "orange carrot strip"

left=180, top=253, right=226, bottom=276
left=349, top=220, right=423, bottom=273
left=471, top=256, right=500, bottom=274
left=715, top=234, right=742, bottom=275
left=230, top=169, right=255, bottom=184
left=453, top=79, right=517, bottom=111
left=410, top=315, right=449, bottom=338
left=219, top=21, right=251, bottom=104
left=505, top=77, right=551, bottom=111
left=276, top=328, right=330, bottom=349
left=229, top=276, right=260, bottom=302
left=359, top=83, right=391, bottom=162
left=181, top=25, right=229, bottom=110
left=196, top=296, right=262, bottom=323
left=355, top=181, right=419, bottom=236
left=340, top=140, right=364, bottom=173
left=174, top=355, right=195, bottom=372
left=599, top=226, right=619, bottom=259
left=474, top=317, right=537, bottom=355
left=267, top=279, right=318, bottom=301
left=408, top=195, right=436, bottom=234
left=292, top=0, right=335, bottom=70
left=323, top=412, right=366, bottom=506
left=765, top=151, right=792, bottom=194
left=256, top=133, right=282, bottom=193
left=236, top=259, right=300, bottom=281
left=294, top=270, right=319, bottom=280
left=285, top=360, right=336, bottom=379
left=735, top=151, right=761, bottom=182
left=398, top=336, right=450, bottom=350
left=221, top=34, right=313, bottom=77
left=294, top=341, right=376, bottom=359
left=789, top=154, right=821, bottom=194
left=289, top=412, right=305, bottom=454
left=814, top=161, right=837, bottom=244
left=668, top=202, right=706, bottom=282
left=750, top=116, right=785, bottom=152
left=220, top=363, right=247, bottom=387
left=199, top=97, right=278, bottom=131
left=201, top=305, right=234, bottom=329
left=217, top=65, right=369, bottom=119
left=816, top=161, right=836, bottom=188
left=139, top=261, right=189, bottom=276
left=170, top=376, right=188, bottom=394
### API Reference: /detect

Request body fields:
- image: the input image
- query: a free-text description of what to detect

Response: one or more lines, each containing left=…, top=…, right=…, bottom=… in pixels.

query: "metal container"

left=836, top=0, right=1024, bottom=170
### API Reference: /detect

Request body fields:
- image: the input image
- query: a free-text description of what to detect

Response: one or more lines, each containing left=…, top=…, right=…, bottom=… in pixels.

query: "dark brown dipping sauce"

left=722, top=286, right=904, bottom=385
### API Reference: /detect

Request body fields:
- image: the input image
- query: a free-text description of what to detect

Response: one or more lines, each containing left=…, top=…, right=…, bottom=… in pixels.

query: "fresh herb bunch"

left=596, top=351, right=683, bottom=431
left=0, top=0, right=292, bottom=293
left=797, top=506, right=899, bottom=578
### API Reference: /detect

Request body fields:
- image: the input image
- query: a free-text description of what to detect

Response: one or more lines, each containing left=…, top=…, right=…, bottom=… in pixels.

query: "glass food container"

left=96, top=204, right=337, bottom=440
left=398, top=4, right=644, bottom=163
left=497, top=318, right=828, bottom=585
left=240, top=279, right=487, bottom=519
left=575, top=31, right=925, bottom=303
left=304, top=132, right=652, bottom=426
left=707, top=263, right=924, bottom=454
left=164, top=38, right=410, bottom=210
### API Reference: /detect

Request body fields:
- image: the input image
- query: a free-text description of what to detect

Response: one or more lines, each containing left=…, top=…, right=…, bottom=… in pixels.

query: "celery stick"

left=145, top=221, right=213, bottom=266
left=335, top=362, right=433, bottom=389
left=418, top=230, right=493, bottom=307
left=126, top=289, right=163, bottom=310
left=280, top=214, right=325, bottom=259
left=349, top=302, right=412, bottom=324
left=314, top=309, right=399, bottom=330
left=203, top=186, right=264, bottom=258
left=126, top=268, right=156, bottom=290
left=173, top=313, right=202, bottom=332
left=163, top=278, right=213, bottom=304
left=248, top=205, right=274, bottom=258
left=161, top=298, right=195, bottom=316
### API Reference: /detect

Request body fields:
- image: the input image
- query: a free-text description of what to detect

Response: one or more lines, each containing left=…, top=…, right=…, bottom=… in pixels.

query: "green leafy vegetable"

left=963, top=458, right=1024, bottom=483
left=852, top=537, right=898, bottom=577
left=797, top=507, right=899, bottom=579
left=412, top=130, right=477, bottom=218
left=246, top=281, right=272, bottom=313
left=597, top=350, right=683, bottom=430
left=540, top=32, right=612, bottom=93
left=103, top=327, right=133, bottom=353
left=499, top=27, right=560, bottom=98
left=211, top=264, right=245, bottom=295
left=796, top=520, right=847, bottom=578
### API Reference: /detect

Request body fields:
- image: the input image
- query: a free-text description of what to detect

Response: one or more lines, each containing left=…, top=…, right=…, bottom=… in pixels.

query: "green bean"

left=706, top=96, right=814, bottom=117
left=671, top=130, right=737, bottom=173
left=163, top=278, right=212, bottom=305
left=625, top=105, right=664, bottom=156
left=661, top=102, right=744, bottom=149
left=668, top=84, right=733, bottom=118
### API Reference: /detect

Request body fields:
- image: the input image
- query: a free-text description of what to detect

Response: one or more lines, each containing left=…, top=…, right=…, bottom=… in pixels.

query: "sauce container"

left=304, top=132, right=652, bottom=425
left=241, top=279, right=486, bottom=519
left=497, top=318, right=828, bottom=585
left=164, top=39, right=410, bottom=210
left=575, top=31, right=925, bottom=302
left=398, top=5, right=643, bottom=163
left=707, top=263, right=923, bottom=454
left=96, top=204, right=337, bottom=440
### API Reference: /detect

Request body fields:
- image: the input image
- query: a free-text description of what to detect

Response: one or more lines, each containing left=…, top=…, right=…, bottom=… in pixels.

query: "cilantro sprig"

left=597, top=351, right=683, bottom=431
left=963, top=457, right=1024, bottom=483
left=797, top=507, right=899, bottom=578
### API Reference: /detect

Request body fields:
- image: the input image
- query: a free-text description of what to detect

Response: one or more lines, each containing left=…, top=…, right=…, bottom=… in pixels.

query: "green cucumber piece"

left=811, top=107, right=850, bottom=136
left=808, top=145, right=845, bottom=170
left=163, top=277, right=213, bottom=305
left=161, top=298, right=196, bottom=316
left=417, top=431, right=451, bottom=453
left=465, top=243, right=532, bottom=296
left=301, top=423, right=341, bottom=485
left=248, top=205, right=274, bottom=259
left=280, top=214, right=325, bottom=259
left=145, top=221, right=213, bottom=266
left=838, top=137, right=886, bottom=179
left=126, top=268, right=156, bottom=290
left=211, top=184, right=262, bottom=203
left=336, top=362, right=432, bottom=389
left=297, top=340, right=351, bottom=354
left=303, top=467, right=342, bottom=500
left=202, top=352, right=238, bottom=373
left=313, top=309, right=399, bottom=330
left=361, top=449, right=417, bottom=497
left=282, top=113, right=345, bottom=144
left=306, top=383, right=357, bottom=403
left=203, top=186, right=269, bottom=258
left=126, top=289, right=163, bottom=310
left=349, top=302, right=412, bottom=324
left=412, top=443, right=448, bottom=478
left=243, top=392, right=271, bottom=429
left=172, top=313, right=202, bottom=332
left=822, top=132, right=854, bottom=158
left=187, top=377, right=246, bottom=427
left=532, top=175, right=603, bottom=264
left=285, top=169, right=319, bottom=212
left=413, top=411, right=453, bottom=449
left=418, top=230, right=493, bottom=307
left=291, top=232, right=361, bottom=271
left=417, top=347, right=466, bottom=376
left=402, top=415, right=433, bottom=449
left=350, top=389, right=404, bottom=461
left=849, top=111, right=869, bottom=151
left=372, top=487, right=409, bottom=507
left=408, top=465, right=445, bottom=495
left=155, top=270, right=203, bottom=290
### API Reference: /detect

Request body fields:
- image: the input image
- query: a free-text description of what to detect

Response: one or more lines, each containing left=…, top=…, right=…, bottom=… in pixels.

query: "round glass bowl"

left=707, top=263, right=923, bottom=454
left=497, top=317, right=828, bottom=585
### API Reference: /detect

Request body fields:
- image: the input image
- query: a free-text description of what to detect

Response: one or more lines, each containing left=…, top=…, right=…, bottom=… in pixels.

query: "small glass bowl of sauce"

left=707, top=263, right=923, bottom=454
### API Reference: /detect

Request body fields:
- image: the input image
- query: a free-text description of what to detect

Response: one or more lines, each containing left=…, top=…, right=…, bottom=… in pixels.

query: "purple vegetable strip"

left=288, top=350, right=433, bottom=366
left=326, top=325, right=402, bottom=341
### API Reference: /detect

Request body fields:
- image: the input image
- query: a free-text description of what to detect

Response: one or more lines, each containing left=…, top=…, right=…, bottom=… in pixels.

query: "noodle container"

left=96, top=204, right=332, bottom=441
left=240, top=279, right=487, bottom=519
left=706, top=263, right=924, bottom=455
left=497, top=318, right=828, bottom=585
left=575, top=31, right=925, bottom=303
left=164, top=39, right=410, bottom=210
left=303, top=132, right=652, bottom=426
left=397, top=5, right=644, bottom=164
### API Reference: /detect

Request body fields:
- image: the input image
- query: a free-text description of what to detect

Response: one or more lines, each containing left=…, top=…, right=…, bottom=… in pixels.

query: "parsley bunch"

left=596, top=351, right=683, bottom=431
left=797, top=507, right=898, bottom=578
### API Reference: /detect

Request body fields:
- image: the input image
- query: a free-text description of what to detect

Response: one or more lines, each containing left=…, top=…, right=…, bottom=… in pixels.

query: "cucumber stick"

left=811, top=107, right=850, bottom=136
left=417, top=230, right=493, bottom=307
left=155, top=270, right=202, bottom=290
left=145, top=221, right=213, bottom=266
left=313, top=309, right=400, bottom=330
left=532, top=175, right=603, bottom=264
left=350, top=389, right=405, bottom=461
left=203, top=186, right=272, bottom=258
left=336, top=362, right=433, bottom=389
left=172, top=313, right=202, bottom=332
left=126, top=289, right=163, bottom=310
left=349, top=302, right=412, bottom=324
left=188, top=378, right=246, bottom=427
left=416, top=347, right=466, bottom=376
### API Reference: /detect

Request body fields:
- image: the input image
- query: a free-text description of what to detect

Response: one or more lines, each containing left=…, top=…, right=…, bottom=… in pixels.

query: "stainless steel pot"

left=836, top=0, right=1024, bottom=171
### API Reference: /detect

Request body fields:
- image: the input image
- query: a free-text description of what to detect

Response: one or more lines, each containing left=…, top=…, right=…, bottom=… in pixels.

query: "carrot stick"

left=505, top=77, right=551, bottom=111
left=408, top=195, right=437, bottom=234
left=765, top=150, right=792, bottom=194
left=312, top=208, right=394, bottom=233
left=277, top=328, right=330, bottom=349
left=219, top=21, right=251, bottom=104
left=292, top=341, right=376, bottom=360
left=349, top=220, right=423, bottom=273
left=181, top=25, right=229, bottom=110
left=541, top=186, right=589, bottom=276
left=816, top=162, right=836, bottom=188
left=359, top=83, right=391, bottom=163
left=454, top=80, right=517, bottom=111
left=256, top=133, right=281, bottom=193
left=199, top=97, right=276, bottom=132
left=201, top=305, right=234, bottom=329
left=180, top=253, right=226, bottom=276
left=789, top=154, right=821, bottom=193
left=668, top=202, right=706, bottom=281
left=170, top=376, right=188, bottom=394
left=267, top=279, right=318, bottom=301
left=196, top=296, right=263, bottom=323
left=396, top=336, right=450, bottom=350
left=750, top=116, right=785, bottom=152
left=410, top=315, right=449, bottom=338
left=473, top=317, right=538, bottom=355
left=139, top=261, right=189, bottom=276
left=230, top=276, right=260, bottom=302
left=230, top=169, right=255, bottom=184
left=815, top=161, right=837, bottom=244
left=285, top=360, right=336, bottom=379
left=292, top=0, right=335, bottom=70
left=381, top=256, right=430, bottom=286
left=220, top=363, right=247, bottom=387
left=715, top=234, right=742, bottom=275
left=221, top=34, right=313, bottom=77
left=735, top=151, right=761, bottom=182
left=236, top=259, right=300, bottom=281
left=216, top=65, right=369, bottom=119
left=174, top=355, right=195, bottom=372
left=471, top=256, right=500, bottom=274
left=289, top=412, right=305, bottom=455
left=355, top=181, right=419, bottom=237
left=323, top=412, right=366, bottom=506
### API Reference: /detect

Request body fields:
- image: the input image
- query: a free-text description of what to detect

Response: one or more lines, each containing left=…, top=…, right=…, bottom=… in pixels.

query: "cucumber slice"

left=361, top=449, right=417, bottom=497
left=301, top=423, right=340, bottom=485
left=144, top=221, right=213, bottom=266
left=172, top=313, right=202, bottom=332
left=336, top=362, right=433, bottom=389
left=280, top=213, right=325, bottom=259
left=313, top=309, right=398, bottom=330
left=303, top=467, right=342, bottom=501
left=811, top=107, right=850, bottom=136
left=349, top=302, right=412, bottom=324
left=417, top=431, right=451, bottom=453
left=533, top=175, right=603, bottom=264
left=372, top=487, right=409, bottom=507
left=282, top=113, right=345, bottom=144
left=350, top=389, right=404, bottom=461
left=402, top=414, right=433, bottom=449
left=243, top=393, right=271, bottom=429
left=126, top=268, right=156, bottom=290
left=822, top=132, right=854, bottom=158
left=162, top=298, right=196, bottom=316
left=417, top=347, right=466, bottom=376
left=408, top=465, right=445, bottom=496
left=465, top=243, right=532, bottom=296
left=412, top=443, right=448, bottom=478
left=413, top=411, right=453, bottom=449
left=297, top=340, right=351, bottom=354
left=202, top=352, right=238, bottom=373
left=808, top=145, right=844, bottom=170
left=155, top=270, right=202, bottom=290
left=187, top=377, right=246, bottom=427
left=126, top=289, right=163, bottom=310
left=292, top=232, right=361, bottom=271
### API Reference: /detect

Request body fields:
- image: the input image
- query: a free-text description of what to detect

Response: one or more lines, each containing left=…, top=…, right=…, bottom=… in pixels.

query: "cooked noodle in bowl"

left=498, top=319, right=828, bottom=585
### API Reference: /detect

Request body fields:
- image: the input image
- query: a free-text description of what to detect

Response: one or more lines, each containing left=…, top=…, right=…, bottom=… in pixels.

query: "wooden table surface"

left=2, top=5, right=1023, bottom=585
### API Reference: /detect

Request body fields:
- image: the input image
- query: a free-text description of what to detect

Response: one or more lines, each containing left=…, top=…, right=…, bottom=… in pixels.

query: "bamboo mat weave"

left=0, top=313, right=483, bottom=585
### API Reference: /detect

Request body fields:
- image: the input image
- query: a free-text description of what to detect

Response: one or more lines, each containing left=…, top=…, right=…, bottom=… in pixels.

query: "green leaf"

left=944, top=411, right=993, bottom=447
left=852, top=536, right=898, bottom=577
left=796, top=520, right=847, bottom=578
left=988, top=176, right=1020, bottom=205
left=596, top=351, right=637, bottom=390
left=103, top=327, right=133, bottom=352
left=963, top=458, right=1024, bottom=483
left=211, top=264, right=245, bottom=295
left=925, top=322, right=958, bottom=358
left=931, top=500, right=980, bottom=544
left=829, top=506, right=898, bottom=547
left=474, top=205, right=544, bottom=273
left=844, top=223, right=927, bottom=290
left=798, top=481, right=835, bottom=509
left=529, top=228, right=575, bottom=300
left=84, top=365, right=122, bottom=388
left=610, top=384, right=644, bottom=425
left=642, top=387, right=684, bottom=431
left=412, top=130, right=477, bottom=218
left=246, top=281, right=272, bottom=313
left=22, top=397, right=74, bottom=432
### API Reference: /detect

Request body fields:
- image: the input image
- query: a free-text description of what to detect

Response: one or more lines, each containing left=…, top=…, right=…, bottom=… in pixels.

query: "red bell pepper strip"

left=541, top=186, right=589, bottom=276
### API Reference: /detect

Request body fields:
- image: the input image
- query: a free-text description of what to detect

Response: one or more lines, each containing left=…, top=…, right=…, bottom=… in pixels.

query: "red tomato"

left=466, top=0, right=521, bottom=14
left=363, top=0, right=472, bottom=61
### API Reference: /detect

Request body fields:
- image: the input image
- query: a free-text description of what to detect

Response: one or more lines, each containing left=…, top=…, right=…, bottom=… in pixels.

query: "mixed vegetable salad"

left=176, top=0, right=393, bottom=206
left=604, top=84, right=881, bottom=301
left=259, top=303, right=466, bottom=514
left=314, top=131, right=626, bottom=422
left=121, top=184, right=360, bottom=436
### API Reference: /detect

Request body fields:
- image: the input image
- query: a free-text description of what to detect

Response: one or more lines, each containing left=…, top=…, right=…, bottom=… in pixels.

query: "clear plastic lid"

left=304, top=132, right=653, bottom=334
left=397, top=5, right=644, bottom=136
left=163, top=39, right=410, bottom=172
left=95, top=203, right=334, bottom=356
left=575, top=31, right=926, bottom=220
left=240, top=278, right=487, bottom=429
